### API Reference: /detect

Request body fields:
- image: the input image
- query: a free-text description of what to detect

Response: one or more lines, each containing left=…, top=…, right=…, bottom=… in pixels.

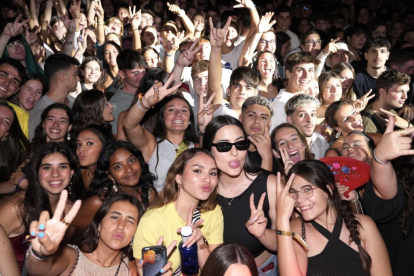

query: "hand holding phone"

left=142, top=245, right=167, bottom=276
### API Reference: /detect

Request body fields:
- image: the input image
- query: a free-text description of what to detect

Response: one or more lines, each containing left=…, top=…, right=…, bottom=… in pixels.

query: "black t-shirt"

left=353, top=68, right=377, bottom=99
left=362, top=181, right=414, bottom=276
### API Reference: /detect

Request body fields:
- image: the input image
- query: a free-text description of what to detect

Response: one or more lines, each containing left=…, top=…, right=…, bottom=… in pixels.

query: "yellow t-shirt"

left=133, top=202, right=223, bottom=273
left=8, top=102, right=29, bottom=138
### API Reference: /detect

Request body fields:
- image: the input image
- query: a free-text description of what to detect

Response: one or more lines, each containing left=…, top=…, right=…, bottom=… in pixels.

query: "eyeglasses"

left=7, top=41, right=24, bottom=48
left=289, top=185, right=319, bottom=200
left=259, top=39, right=276, bottom=45
left=142, top=16, right=153, bottom=22
left=211, top=140, right=250, bottom=152
left=305, top=40, right=322, bottom=45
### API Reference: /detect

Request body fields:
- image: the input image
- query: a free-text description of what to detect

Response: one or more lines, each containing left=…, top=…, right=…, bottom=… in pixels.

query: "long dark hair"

left=325, top=99, right=355, bottom=139
left=75, top=124, right=114, bottom=163
left=200, top=244, right=258, bottom=276
left=79, top=56, right=104, bottom=87
left=0, top=103, right=29, bottom=182
left=31, top=103, right=74, bottom=154
left=149, top=148, right=217, bottom=212
left=71, top=89, right=112, bottom=135
left=77, top=193, right=144, bottom=259
left=88, top=141, right=156, bottom=207
left=288, top=160, right=372, bottom=275
left=97, top=41, right=122, bottom=90
left=9, top=73, right=48, bottom=107
left=22, top=142, right=85, bottom=232
left=202, top=115, right=262, bottom=175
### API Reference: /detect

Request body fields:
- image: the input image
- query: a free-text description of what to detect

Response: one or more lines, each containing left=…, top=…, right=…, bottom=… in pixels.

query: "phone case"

left=142, top=245, right=167, bottom=276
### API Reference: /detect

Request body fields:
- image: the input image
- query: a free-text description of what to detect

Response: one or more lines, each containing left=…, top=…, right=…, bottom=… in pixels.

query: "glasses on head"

left=289, top=185, right=318, bottom=200
left=7, top=41, right=24, bottom=48
left=305, top=40, right=322, bottom=46
left=211, top=140, right=250, bottom=152
left=259, top=39, right=276, bottom=45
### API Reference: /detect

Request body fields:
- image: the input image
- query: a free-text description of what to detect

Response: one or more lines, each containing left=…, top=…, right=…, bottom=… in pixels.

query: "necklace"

left=91, top=250, right=120, bottom=268
left=219, top=180, right=245, bottom=205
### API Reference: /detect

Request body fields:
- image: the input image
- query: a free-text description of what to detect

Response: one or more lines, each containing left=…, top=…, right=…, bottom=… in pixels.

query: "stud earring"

left=67, top=132, right=71, bottom=141
left=112, top=179, right=118, bottom=193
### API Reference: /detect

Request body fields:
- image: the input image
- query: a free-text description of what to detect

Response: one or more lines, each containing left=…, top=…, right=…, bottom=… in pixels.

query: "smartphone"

left=142, top=245, right=167, bottom=276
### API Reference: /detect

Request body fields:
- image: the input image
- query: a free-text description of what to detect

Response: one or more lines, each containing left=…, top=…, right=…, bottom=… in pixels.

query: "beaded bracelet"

left=16, top=176, right=26, bottom=192
left=137, top=94, right=150, bottom=112
left=373, top=149, right=390, bottom=165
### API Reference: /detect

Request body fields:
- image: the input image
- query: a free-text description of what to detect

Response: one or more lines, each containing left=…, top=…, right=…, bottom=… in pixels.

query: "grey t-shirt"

left=109, top=88, right=135, bottom=134
left=29, top=94, right=75, bottom=141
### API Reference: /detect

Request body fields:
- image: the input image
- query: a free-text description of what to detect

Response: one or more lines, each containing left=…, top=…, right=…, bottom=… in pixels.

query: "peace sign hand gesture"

left=25, top=26, right=40, bottom=45
left=176, top=38, right=202, bottom=67
left=276, top=172, right=296, bottom=224
left=354, top=89, right=374, bottom=112
left=197, top=91, right=216, bottom=133
left=277, top=147, right=295, bottom=175
left=209, top=16, right=232, bottom=49
left=177, top=204, right=204, bottom=248
left=129, top=6, right=141, bottom=30
left=2, top=15, right=30, bottom=38
left=246, top=192, right=268, bottom=238
left=233, top=0, right=256, bottom=10
left=142, top=73, right=182, bottom=107
left=29, top=190, right=81, bottom=257
left=248, top=122, right=271, bottom=161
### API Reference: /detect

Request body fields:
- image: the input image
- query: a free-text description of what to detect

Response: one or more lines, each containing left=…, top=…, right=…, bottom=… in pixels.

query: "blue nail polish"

left=160, top=268, right=165, bottom=273
left=38, top=232, right=45, bottom=238
left=31, top=231, right=36, bottom=236
left=139, top=260, right=143, bottom=264
left=39, top=224, right=45, bottom=230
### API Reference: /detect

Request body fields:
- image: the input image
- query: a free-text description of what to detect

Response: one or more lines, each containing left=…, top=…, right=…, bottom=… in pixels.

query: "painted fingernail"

left=31, top=231, right=36, bottom=236
left=160, top=269, right=165, bottom=273
left=38, top=232, right=45, bottom=238
left=39, top=224, right=45, bottom=230
left=139, top=260, right=143, bottom=264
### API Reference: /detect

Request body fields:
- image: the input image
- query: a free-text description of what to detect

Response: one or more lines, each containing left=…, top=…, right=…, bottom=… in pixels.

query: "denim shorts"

left=257, top=254, right=278, bottom=276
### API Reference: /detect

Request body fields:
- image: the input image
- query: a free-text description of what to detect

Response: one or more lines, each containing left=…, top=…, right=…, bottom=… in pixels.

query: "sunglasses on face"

left=211, top=140, right=250, bottom=152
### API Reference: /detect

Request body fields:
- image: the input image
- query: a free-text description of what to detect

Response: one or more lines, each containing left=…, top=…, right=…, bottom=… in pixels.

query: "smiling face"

left=225, top=25, right=238, bottom=47
left=321, top=77, right=342, bottom=105
left=380, top=83, right=410, bottom=109
left=276, top=12, right=291, bottom=31
left=18, top=79, right=43, bottom=111
left=193, top=15, right=205, bottom=32
left=175, top=153, right=218, bottom=201
left=195, top=42, right=211, bottom=61
left=82, top=60, right=102, bottom=84
left=143, top=49, right=160, bottom=68
left=163, top=98, right=191, bottom=132
left=43, top=108, right=72, bottom=142
left=0, top=105, right=14, bottom=139
left=102, top=98, right=115, bottom=122
left=98, top=201, right=139, bottom=250
left=342, top=133, right=372, bottom=163
left=301, top=33, right=321, bottom=57
left=274, top=127, right=306, bottom=164
left=391, top=22, right=404, bottom=38
left=290, top=175, right=329, bottom=222
left=337, top=68, right=354, bottom=95
left=104, top=44, right=120, bottom=67
left=306, top=78, right=319, bottom=98
left=192, top=70, right=208, bottom=98
left=287, top=104, right=317, bottom=137
left=30, top=41, right=45, bottom=59
left=334, top=104, right=363, bottom=135
left=142, top=27, right=157, bottom=46
left=0, top=63, right=22, bottom=100
left=240, top=104, right=271, bottom=137
left=286, top=63, right=315, bottom=93
left=76, top=130, right=104, bottom=168
left=38, top=153, right=74, bottom=196
left=256, top=52, right=276, bottom=79
left=256, top=32, right=276, bottom=53
left=211, top=125, right=248, bottom=177
left=108, top=148, right=142, bottom=188
left=107, top=18, right=122, bottom=35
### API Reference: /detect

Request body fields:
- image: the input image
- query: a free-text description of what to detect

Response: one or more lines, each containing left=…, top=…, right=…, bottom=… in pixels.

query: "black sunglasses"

left=211, top=140, right=250, bottom=152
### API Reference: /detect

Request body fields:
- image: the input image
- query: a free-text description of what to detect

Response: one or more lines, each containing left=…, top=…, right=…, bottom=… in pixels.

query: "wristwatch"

left=197, top=237, right=209, bottom=251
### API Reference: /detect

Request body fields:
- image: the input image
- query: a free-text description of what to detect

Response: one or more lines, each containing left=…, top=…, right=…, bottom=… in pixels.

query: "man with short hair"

left=285, top=94, right=328, bottom=159
left=353, top=37, right=391, bottom=98
left=109, top=49, right=146, bottom=135
left=314, top=13, right=332, bottom=33
left=29, top=54, right=79, bottom=140
left=270, top=51, right=319, bottom=131
left=0, top=57, right=29, bottom=137
left=388, top=49, right=414, bottom=105
left=240, top=96, right=280, bottom=172
left=275, top=5, right=301, bottom=50
left=140, top=9, right=155, bottom=30
left=361, top=69, right=411, bottom=134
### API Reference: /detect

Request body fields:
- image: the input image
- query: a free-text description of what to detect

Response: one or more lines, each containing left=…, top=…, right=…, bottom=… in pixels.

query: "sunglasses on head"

left=211, top=140, right=250, bottom=152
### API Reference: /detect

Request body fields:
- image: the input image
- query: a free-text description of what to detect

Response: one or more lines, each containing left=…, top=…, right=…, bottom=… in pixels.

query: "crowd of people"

left=0, top=0, right=414, bottom=275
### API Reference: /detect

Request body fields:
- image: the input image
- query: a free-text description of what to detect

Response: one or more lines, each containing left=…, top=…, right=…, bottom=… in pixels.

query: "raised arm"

left=208, top=17, right=232, bottom=108
left=129, top=6, right=142, bottom=51
left=167, top=2, right=195, bottom=40
left=371, top=116, right=414, bottom=199
left=123, top=73, right=182, bottom=161
left=234, top=0, right=259, bottom=40
left=162, top=32, right=183, bottom=73
left=39, top=1, right=53, bottom=43
left=169, top=38, right=201, bottom=87
left=95, top=0, right=105, bottom=45
left=0, top=16, right=30, bottom=58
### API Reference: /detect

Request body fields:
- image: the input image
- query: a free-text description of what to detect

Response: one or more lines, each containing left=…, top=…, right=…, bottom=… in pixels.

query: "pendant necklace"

left=219, top=180, right=244, bottom=205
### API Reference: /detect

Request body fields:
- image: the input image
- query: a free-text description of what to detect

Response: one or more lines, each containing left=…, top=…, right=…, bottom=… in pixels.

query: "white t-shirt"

left=270, top=89, right=296, bottom=132
left=286, top=30, right=301, bottom=50
left=221, top=41, right=245, bottom=71
left=213, top=103, right=238, bottom=119
left=310, top=132, right=329, bottom=160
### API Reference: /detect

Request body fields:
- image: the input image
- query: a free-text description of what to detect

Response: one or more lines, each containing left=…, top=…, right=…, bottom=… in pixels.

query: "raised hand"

left=142, top=73, right=182, bottom=107
left=279, top=147, right=295, bottom=175
left=335, top=182, right=357, bottom=201
left=374, top=116, right=414, bottom=163
left=276, top=172, right=296, bottom=222
left=167, top=2, right=184, bottom=17
left=240, top=46, right=254, bottom=66
left=246, top=192, right=268, bottom=238
left=248, top=122, right=272, bottom=160
left=197, top=91, right=216, bottom=133
left=176, top=38, right=202, bottom=67
left=257, top=12, right=276, bottom=33
left=129, top=6, right=141, bottom=30
left=29, top=190, right=81, bottom=257
left=354, top=89, right=374, bottom=112
left=209, top=16, right=232, bottom=49
left=94, top=0, right=104, bottom=19
left=2, top=15, right=30, bottom=38
left=322, top=37, right=340, bottom=54
left=25, top=26, right=39, bottom=45
left=177, top=204, right=204, bottom=248
left=69, top=0, right=81, bottom=19
left=136, top=236, right=177, bottom=276
left=163, top=31, right=184, bottom=53
left=380, top=108, right=412, bottom=129
left=233, top=0, right=256, bottom=10
left=77, top=29, right=87, bottom=53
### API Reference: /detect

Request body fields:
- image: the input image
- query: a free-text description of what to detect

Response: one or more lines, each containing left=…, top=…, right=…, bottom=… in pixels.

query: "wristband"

left=373, top=149, right=390, bottom=165
left=98, top=22, right=105, bottom=25
left=165, top=52, right=174, bottom=57
left=249, top=5, right=256, bottom=12
left=16, top=176, right=26, bottom=192
left=28, top=244, right=53, bottom=261
left=276, top=230, right=308, bottom=251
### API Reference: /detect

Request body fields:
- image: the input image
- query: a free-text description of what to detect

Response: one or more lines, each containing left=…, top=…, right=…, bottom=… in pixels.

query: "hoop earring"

left=335, top=131, right=341, bottom=139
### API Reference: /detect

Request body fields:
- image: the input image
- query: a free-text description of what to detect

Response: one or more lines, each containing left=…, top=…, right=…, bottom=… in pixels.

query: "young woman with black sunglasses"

left=202, top=115, right=278, bottom=275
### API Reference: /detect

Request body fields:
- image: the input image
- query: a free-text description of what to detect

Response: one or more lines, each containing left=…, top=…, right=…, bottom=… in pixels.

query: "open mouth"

left=288, top=150, right=301, bottom=163
left=299, top=204, right=314, bottom=212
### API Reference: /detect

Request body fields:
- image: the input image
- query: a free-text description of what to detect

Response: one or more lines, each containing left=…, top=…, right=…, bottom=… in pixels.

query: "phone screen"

left=142, top=246, right=167, bottom=276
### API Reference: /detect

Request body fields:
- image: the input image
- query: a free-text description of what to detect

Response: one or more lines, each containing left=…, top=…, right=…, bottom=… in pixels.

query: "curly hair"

left=88, top=140, right=156, bottom=208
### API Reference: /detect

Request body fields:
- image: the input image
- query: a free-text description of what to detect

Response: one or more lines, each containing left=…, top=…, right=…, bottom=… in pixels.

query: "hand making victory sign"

left=246, top=192, right=268, bottom=239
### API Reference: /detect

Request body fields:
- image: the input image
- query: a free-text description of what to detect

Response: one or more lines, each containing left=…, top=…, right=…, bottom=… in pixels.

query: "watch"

left=197, top=237, right=209, bottom=251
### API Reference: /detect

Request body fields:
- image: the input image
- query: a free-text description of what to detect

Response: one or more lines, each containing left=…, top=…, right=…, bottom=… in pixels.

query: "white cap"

left=181, top=226, right=193, bottom=237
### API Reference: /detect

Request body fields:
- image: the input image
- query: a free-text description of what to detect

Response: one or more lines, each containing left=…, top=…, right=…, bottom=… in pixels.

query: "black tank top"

left=217, top=171, right=271, bottom=258
left=307, top=217, right=365, bottom=276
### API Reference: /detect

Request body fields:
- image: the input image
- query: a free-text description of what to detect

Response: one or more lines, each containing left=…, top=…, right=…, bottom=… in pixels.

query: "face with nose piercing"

left=108, top=148, right=142, bottom=187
